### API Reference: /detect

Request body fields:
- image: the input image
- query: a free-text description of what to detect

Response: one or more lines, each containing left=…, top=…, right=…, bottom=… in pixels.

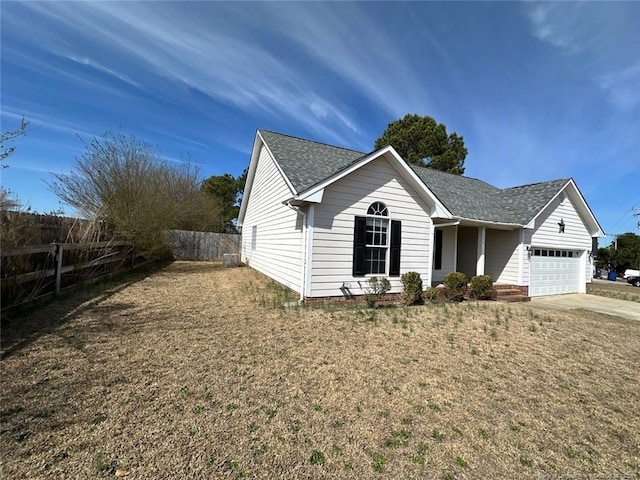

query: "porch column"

left=476, top=227, right=486, bottom=276
left=453, top=225, right=458, bottom=272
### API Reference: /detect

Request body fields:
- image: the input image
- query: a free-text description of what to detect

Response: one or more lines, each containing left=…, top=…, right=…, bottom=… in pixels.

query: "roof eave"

left=456, top=218, right=524, bottom=229
left=237, top=131, right=264, bottom=227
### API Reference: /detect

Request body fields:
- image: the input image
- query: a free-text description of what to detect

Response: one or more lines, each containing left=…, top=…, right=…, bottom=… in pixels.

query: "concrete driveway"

left=530, top=293, right=640, bottom=321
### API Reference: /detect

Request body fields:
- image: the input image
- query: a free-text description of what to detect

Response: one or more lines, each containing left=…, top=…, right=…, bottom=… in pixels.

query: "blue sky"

left=1, top=1, right=639, bottom=241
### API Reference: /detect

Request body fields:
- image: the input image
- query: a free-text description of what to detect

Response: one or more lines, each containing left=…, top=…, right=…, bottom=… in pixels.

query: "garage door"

left=530, top=248, right=582, bottom=297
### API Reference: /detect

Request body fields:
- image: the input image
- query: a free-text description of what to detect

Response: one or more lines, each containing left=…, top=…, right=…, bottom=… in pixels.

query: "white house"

left=238, top=130, right=604, bottom=301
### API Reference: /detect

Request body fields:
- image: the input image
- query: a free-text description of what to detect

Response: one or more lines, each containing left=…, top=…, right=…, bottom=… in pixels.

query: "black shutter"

left=434, top=229, right=443, bottom=270
left=389, top=220, right=401, bottom=276
left=352, top=216, right=367, bottom=276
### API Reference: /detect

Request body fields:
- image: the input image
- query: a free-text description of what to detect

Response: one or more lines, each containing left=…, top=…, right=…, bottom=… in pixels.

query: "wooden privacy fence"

left=169, top=230, right=241, bottom=261
left=1, top=241, right=133, bottom=310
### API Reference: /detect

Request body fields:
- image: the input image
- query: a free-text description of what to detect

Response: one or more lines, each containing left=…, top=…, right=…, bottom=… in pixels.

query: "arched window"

left=367, top=201, right=388, bottom=217
left=353, top=202, right=401, bottom=277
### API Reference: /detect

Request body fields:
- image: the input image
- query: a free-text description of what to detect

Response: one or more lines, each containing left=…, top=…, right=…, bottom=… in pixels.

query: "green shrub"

left=470, top=275, right=493, bottom=300
left=423, top=286, right=439, bottom=303
left=364, top=277, right=391, bottom=308
left=400, top=271, right=423, bottom=305
left=443, top=272, right=468, bottom=302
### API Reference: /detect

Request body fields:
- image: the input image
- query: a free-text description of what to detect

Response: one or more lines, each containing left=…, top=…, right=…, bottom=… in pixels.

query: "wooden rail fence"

left=1, top=241, right=133, bottom=310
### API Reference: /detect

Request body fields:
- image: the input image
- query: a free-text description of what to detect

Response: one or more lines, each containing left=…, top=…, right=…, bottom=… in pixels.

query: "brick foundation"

left=303, top=292, right=402, bottom=305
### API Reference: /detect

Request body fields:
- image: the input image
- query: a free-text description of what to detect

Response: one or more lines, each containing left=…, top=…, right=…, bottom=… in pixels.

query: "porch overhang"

left=453, top=218, right=523, bottom=230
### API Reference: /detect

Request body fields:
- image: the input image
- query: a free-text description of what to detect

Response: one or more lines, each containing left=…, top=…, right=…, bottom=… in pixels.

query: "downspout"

left=284, top=201, right=307, bottom=303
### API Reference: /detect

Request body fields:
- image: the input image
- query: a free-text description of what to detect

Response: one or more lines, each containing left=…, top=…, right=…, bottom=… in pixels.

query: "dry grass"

left=1, top=262, right=639, bottom=479
left=588, top=280, right=640, bottom=304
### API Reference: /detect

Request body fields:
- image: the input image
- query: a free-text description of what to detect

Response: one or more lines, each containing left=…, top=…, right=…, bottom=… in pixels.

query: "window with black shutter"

left=352, top=202, right=401, bottom=276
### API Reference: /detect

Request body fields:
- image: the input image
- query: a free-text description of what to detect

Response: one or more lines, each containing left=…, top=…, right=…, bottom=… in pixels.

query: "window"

left=353, top=202, right=401, bottom=277
left=530, top=248, right=578, bottom=258
left=365, top=215, right=388, bottom=274
left=434, top=229, right=443, bottom=270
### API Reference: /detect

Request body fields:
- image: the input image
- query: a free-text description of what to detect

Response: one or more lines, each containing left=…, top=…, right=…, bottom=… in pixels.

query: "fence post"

left=55, top=243, right=63, bottom=295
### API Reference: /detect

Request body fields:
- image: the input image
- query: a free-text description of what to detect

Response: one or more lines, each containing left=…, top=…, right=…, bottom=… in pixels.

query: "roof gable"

left=259, top=130, right=365, bottom=193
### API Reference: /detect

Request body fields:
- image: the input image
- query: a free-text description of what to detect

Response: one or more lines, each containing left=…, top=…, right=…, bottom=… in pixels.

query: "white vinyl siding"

left=528, top=192, right=592, bottom=292
left=310, top=156, right=432, bottom=298
left=586, top=254, right=593, bottom=284
left=485, top=229, right=520, bottom=284
left=241, top=145, right=303, bottom=293
left=521, top=229, right=533, bottom=287
left=531, top=194, right=591, bottom=250
left=431, top=226, right=456, bottom=284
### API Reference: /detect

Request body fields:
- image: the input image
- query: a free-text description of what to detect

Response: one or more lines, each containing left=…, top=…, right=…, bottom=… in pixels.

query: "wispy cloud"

left=245, top=2, right=439, bottom=119
left=525, top=2, right=640, bottom=110
left=7, top=2, right=363, bottom=146
left=596, top=63, right=640, bottom=110
left=1, top=108, right=96, bottom=139
left=57, top=53, right=142, bottom=89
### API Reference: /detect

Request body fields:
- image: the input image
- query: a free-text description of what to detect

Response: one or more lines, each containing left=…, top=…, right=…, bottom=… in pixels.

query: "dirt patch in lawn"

left=2, top=262, right=639, bottom=479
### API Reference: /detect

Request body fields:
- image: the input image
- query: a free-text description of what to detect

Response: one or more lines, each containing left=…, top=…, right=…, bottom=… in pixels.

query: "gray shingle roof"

left=259, top=130, right=569, bottom=226
left=410, top=165, right=510, bottom=222
left=499, top=179, right=570, bottom=225
left=259, top=130, right=366, bottom=192
left=411, top=166, right=569, bottom=224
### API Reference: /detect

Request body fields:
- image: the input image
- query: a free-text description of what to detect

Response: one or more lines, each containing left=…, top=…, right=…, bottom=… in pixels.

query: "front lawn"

left=1, top=262, right=638, bottom=478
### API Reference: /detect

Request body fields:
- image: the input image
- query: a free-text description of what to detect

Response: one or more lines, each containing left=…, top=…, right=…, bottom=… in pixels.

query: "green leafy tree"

left=374, top=114, right=467, bottom=175
left=597, top=232, right=640, bottom=272
left=49, top=131, right=220, bottom=258
left=201, top=168, right=247, bottom=233
left=612, top=233, right=640, bottom=272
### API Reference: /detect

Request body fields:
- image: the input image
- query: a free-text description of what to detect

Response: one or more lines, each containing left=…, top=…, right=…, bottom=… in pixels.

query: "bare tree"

left=49, top=131, right=220, bottom=258
left=1, top=117, right=29, bottom=166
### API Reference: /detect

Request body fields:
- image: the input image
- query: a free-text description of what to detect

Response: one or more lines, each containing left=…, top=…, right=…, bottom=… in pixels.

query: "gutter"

left=433, top=220, right=461, bottom=228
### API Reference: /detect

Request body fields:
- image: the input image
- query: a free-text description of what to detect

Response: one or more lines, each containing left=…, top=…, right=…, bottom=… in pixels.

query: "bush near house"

left=443, top=272, right=468, bottom=302
left=400, top=271, right=423, bottom=306
left=470, top=275, right=493, bottom=300
left=423, top=286, right=440, bottom=303
left=364, top=277, right=391, bottom=308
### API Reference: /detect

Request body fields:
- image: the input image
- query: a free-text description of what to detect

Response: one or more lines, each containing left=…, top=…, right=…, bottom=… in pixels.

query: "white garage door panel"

left=530, top=256, right=581, bottom=297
